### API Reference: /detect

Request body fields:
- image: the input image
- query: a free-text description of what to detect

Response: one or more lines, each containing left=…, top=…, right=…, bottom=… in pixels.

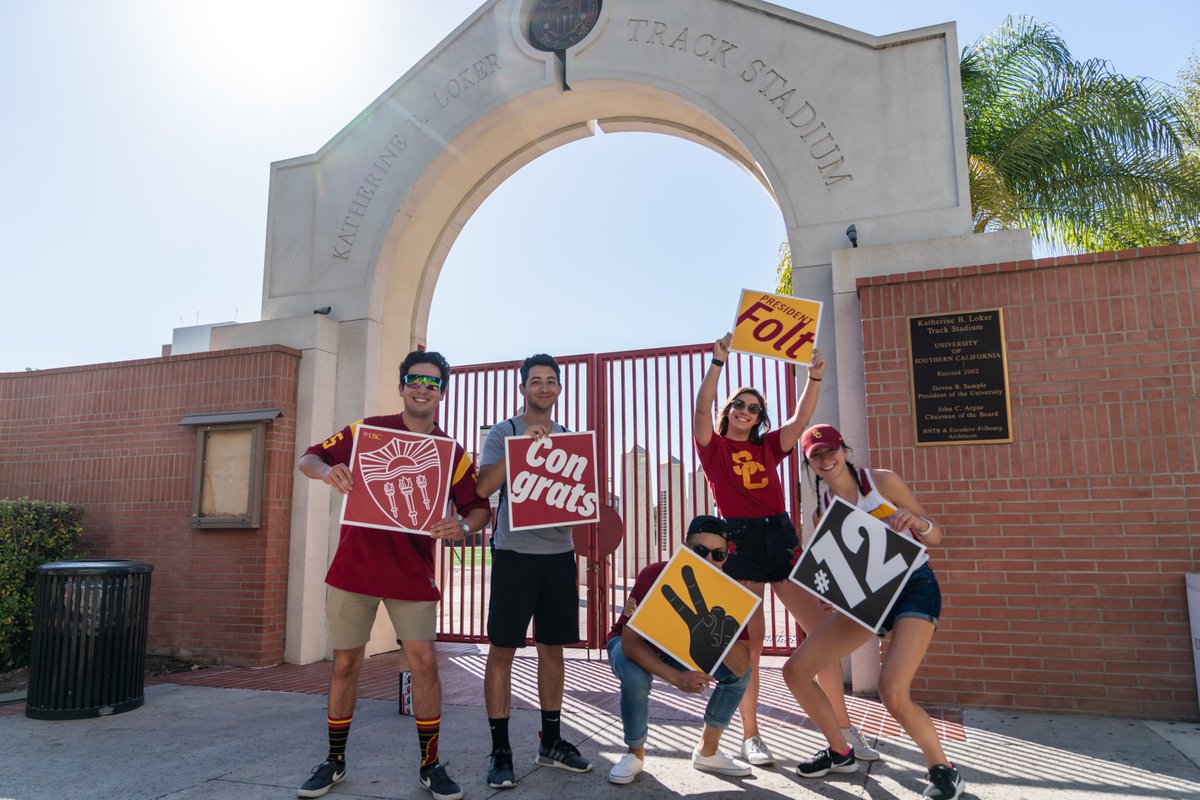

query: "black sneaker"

left=535, top=737, right=593, bottom=773
left=298, top=759, right=345, bottom=798
left=488, top=747, right=517, bottom=789
left=923, top=764, right=965, bottom=799
left=419, top=762, right=463, bottom=800
left=796, top=747, right=858, bottom=778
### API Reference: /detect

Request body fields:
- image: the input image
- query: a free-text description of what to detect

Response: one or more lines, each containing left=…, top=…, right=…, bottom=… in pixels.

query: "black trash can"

left=25, top=559, right=153, bottom=720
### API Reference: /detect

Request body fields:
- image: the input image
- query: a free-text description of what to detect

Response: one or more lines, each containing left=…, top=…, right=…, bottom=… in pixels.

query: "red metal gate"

left=436, top=343, right=805, bottom=655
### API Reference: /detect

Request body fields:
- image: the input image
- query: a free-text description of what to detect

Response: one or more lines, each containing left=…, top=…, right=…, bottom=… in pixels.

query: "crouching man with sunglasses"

left=296, top=351, right=492, bottom=800
left=604, top=515, right=753, bottom=785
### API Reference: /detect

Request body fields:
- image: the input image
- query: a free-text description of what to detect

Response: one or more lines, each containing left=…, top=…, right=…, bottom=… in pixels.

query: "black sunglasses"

left=691, top=544, right=727, bottom=562
left=730, top=398, right=762, bottom=415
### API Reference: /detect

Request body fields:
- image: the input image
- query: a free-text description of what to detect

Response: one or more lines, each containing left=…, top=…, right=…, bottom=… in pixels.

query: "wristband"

left=809, top=376, right=822, bottom=381
left=711, top=358, right=724, bottom=367
left=915, top=516, right=934, bottom=536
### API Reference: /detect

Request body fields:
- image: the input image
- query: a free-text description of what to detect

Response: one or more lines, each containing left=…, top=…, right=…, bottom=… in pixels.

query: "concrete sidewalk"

left=3, top=650, right=1199, bottom=800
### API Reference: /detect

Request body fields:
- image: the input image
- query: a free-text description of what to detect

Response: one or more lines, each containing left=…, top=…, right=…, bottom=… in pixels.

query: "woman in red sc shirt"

left=693, top=333, right=878, bottom=767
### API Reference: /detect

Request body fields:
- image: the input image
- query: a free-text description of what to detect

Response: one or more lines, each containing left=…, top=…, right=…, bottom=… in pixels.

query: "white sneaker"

left=740, top=735, right=775, bottom=767
left=692, top=749, right=752, bottom=777
left=607, top=753, right=644, bottom=785
left=842, top=726, right=880, bottom=761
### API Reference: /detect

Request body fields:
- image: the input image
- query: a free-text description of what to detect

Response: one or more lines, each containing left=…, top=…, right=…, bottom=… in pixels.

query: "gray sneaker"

left=535, top=738, right=593, bottom=772
left=419, top=762, right=463, bottom=800
left=487, top=747, right=516, bottom=789
left=298, top=759, right=345, bottom=798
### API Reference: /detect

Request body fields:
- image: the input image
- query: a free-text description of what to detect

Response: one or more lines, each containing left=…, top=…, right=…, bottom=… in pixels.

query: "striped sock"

left=416, top=716, right=441, bottom=768
left=327, top=716, right=352, bottom=763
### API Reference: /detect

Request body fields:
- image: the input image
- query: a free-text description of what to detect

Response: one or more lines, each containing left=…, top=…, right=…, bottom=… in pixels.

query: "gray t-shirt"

left=481, top=415, right=575, bottom=554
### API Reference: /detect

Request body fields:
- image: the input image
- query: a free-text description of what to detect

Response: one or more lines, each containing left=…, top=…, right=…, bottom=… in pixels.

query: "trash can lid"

left=37, top=559, right=153, bottom=574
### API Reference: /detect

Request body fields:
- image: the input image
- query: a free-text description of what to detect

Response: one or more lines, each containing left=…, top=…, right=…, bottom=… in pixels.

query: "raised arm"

left=777, top=347, right=826, bottom=453
left=694, top=333, right=731, bottom=449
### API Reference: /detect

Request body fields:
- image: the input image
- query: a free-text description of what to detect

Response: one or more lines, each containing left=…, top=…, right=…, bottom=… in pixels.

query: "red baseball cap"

left=801, top=424, right=845, bottom=458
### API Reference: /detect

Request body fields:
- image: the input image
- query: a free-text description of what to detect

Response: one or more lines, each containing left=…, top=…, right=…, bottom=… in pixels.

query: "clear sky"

left=2, top=1, right=1197, bottom=373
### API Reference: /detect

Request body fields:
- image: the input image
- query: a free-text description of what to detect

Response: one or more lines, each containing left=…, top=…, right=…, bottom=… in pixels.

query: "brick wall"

left=0, top=346, right=300, bottom=667
left=859, top=243, right=1199, bottom=719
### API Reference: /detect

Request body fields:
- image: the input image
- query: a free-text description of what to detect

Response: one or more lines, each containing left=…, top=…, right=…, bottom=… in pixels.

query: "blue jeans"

left=607, top=636, right=750, bottom=749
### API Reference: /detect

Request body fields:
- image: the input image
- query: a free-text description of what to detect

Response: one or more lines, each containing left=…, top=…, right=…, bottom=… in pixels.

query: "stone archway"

left=206, top=0, right=1021, bottom=663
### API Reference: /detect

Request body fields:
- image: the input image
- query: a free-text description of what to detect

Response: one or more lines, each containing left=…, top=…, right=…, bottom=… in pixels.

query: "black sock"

left=489, top=717, right=510, bottom=752
left=540, top=709, right=561, bottom=745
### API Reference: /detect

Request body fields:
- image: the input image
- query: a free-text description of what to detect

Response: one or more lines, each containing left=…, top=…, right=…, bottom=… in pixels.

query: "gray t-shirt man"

left=480, top=415, right=575, bottom=554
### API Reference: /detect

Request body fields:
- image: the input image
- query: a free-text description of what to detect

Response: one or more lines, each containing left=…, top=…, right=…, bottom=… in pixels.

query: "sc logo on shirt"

left=731, top=452, right=767, bottom=489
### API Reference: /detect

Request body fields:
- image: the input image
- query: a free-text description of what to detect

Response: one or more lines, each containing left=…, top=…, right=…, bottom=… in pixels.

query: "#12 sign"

left=789, top=497, right=927, bottom=633
left=339, top=425, right=455, bottom=535
left=504, top=431, right=600, bottom=531
left=627, top=547, right=761, bottom=675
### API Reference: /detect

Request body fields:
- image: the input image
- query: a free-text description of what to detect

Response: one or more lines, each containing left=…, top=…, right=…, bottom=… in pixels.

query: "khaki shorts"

left=326, top=586, right=437, bottom=650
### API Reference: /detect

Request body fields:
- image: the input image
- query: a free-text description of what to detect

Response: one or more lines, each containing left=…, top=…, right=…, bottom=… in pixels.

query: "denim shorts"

left=878, top=563, right=941, bottom=635
left=722, top=513, right=799, bottom=583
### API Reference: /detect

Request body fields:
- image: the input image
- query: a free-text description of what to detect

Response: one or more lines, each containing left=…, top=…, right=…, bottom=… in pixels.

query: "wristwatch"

left=456, top=516, right=470, bottom=537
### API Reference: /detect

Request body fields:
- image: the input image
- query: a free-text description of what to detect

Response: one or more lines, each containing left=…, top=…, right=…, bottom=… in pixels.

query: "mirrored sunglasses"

left=403, top=374, right=444, bottom=390
left=690, top=544, right=727, bottom=562
left=730, top=398, right=762, bottom=414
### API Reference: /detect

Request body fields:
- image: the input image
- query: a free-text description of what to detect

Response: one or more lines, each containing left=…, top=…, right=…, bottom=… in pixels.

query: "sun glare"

left=169, top=0, right=357, bottom=102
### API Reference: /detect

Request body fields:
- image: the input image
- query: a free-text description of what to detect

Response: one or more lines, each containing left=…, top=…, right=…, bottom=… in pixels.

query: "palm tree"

left=778, top=16, right=1200, bottom=292
left=962, top=15, right=1200, bottom=251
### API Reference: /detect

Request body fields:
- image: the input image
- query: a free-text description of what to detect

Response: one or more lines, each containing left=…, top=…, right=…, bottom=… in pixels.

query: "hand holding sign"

left=713, top=332, right=732, bottom=363
left=661, top=565, right=741, bottom=674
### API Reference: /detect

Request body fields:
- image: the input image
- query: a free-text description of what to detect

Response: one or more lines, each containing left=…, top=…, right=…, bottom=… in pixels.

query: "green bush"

left=0, top=499, right=86, bottom=669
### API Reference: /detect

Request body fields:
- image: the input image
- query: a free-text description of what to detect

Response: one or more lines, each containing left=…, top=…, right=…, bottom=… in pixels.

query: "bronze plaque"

left=529, top=0, right=602, bottom=52
left=907, top=308, right=1012, bottom=445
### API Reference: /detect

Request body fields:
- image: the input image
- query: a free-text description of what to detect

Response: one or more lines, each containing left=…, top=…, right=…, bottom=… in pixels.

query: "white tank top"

left=818, top=467, right=928, bottom=566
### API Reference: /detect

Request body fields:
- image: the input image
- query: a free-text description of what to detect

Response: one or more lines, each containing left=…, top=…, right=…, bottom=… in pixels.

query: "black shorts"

left=487, top=549, right=581, bottom=648
left=722, top=513, right=800, bottom=583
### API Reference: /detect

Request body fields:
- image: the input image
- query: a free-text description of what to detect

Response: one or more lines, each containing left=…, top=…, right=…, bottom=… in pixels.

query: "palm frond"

left=962, top=16, right=1200, bottom=251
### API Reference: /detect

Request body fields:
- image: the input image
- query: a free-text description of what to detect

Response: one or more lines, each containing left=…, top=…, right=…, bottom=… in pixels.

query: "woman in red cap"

left=785, top=423, right=963, bottom=800
left=693, top=333, right=878, bottom=767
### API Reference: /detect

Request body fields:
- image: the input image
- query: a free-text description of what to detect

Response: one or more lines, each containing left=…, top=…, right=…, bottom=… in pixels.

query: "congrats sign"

left=627, top=547, right=761, bottom=675
left=340, top=425, right=456, bottom=535
left=504, top=431, right=600, bottom=530
left=731, top=289, right=823, bottom=366
left=790, top=497, right=927, bottom=633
